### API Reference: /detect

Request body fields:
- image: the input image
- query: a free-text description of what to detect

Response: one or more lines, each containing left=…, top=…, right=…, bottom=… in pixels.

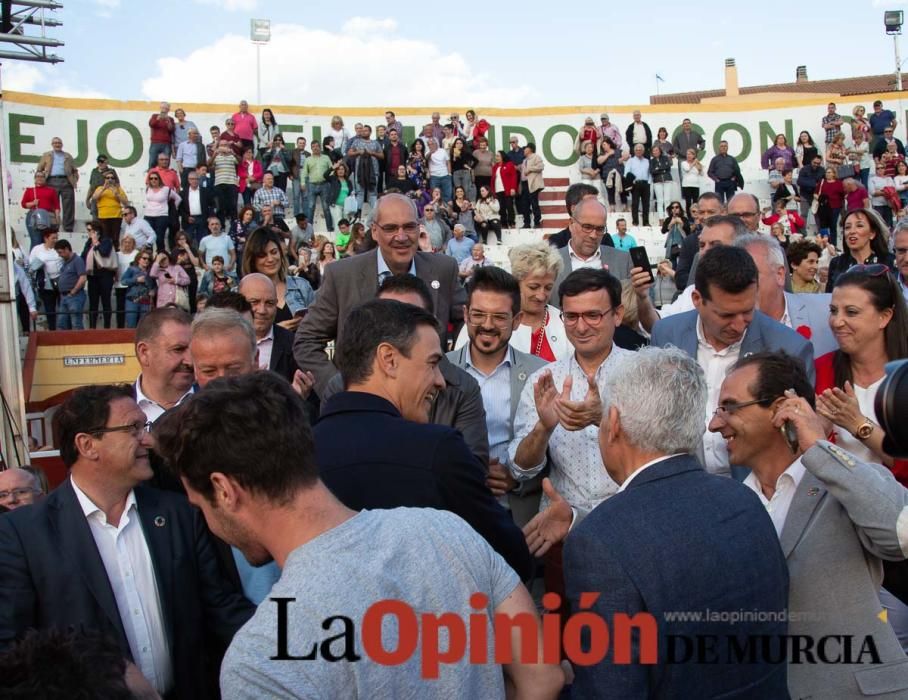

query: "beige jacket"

left=36, top=151, right=79, bottom=188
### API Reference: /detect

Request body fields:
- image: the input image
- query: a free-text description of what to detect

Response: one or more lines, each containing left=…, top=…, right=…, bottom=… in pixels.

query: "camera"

left=875, top=360, right=908, bottom=458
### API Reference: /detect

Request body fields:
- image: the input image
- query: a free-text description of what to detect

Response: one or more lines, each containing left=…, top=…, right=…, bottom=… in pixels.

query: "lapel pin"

left=154, top=516, right=166, bottom=527
left=431, top=280, right=440, bottom=289
left=518, top=372, right=527, bottom=381
left=807, top=487, right=820, bottom=497
left=551, top=335, right=558, bottom=342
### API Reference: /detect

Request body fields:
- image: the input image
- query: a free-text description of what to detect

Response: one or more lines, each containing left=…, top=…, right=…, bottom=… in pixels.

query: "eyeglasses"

left=895, top=247, right=908, bottom=256
left=85, top=420, right=152, bottom=438
left=376, top=223, right=420, bottom=235
left=712, top=398, right=771, bottom=419
left=467, top=310, right=513, bottom=327
left=0, top=487, right=40, bottom=502
left=850, top=263, right=890, bottom=276
left=571, top=218, right=607, bottom=235
left=560, top=308, right=615, bottom=326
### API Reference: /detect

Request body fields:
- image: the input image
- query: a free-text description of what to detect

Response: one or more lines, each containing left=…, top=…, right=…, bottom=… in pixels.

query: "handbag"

left=93, top=246, right=118, bottom=271
left=343, top=194, right=358, bottom=215
left=810, top=196, right=819, bottom=215
left=173, top=284, right=190, bottom=311
left=836, top=164, right=856, bottom=180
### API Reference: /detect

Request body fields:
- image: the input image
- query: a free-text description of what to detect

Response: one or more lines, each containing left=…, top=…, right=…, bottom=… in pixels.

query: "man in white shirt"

left=708, top=350, right=908, bottom=698
left=510, top=268, right=632, bottom=527
left=121, top=206, right=155, bottom=251
left=133, top=307, right=195, bottom=424
left=0, top=384, right=254, bottom=698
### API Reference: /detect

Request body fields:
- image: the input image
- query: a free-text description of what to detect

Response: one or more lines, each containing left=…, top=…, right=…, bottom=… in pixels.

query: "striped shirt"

left=212, top=153, right=238, bottom=187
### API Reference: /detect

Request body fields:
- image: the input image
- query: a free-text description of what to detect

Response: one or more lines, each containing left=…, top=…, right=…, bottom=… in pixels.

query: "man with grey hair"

left=190, top=308, right=258, bottom=388
left=0, top=468, right=43, bottom=511
left=148, top=101, right=174, bottom=170
left=734, top=233, right=836, bottom=356
left=445, top=223, right=474, bottom=264
left=561, top=347, right=789, bottom=697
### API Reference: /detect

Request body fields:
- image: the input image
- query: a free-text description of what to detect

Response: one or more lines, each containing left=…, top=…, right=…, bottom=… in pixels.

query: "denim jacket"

left=285, top=275, right=315, bottom=315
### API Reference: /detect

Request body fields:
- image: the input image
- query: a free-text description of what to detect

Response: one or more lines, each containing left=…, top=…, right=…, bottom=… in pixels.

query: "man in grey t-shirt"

left=154, top=371, right=563, bottom=700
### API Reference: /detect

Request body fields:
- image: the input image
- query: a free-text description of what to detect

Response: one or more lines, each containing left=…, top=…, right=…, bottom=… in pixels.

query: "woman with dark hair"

left=649, top=144, right=673, bottom=222
left=474, top=185, right=501, bottom=245
left=761, top=133, right=796, bottom=170
left=452, top=185, right=477, bottom=238
left=89, top=170, right=129, bottom=247
left=318, top=241, right=337, bottom=275
left=472, top=137, right=493, bottom=193
left=652, top=127, right=673, bottom=160
left=679, top=148, right=703, bottom=219
left=661, top=202, right=689, bottom=268
left=143, top=172, right=181, bottom=254
left=81, top=219, right=116, bottom=329
left=149, top=249, right=190, bottom=309
left=326, top=161, right=354, bottom=227
left=491, top=150, right=518, bottom=230
left=260, top=134, right=292, bottom=192
left=237, top=148, right=263, bottom=207
left=230, top=206, right=256, bottom=266
left=121, top=250, right=155, bottom=327
left=815, top=265, right=908, bottom=472
left=814, top=167, right=845, bottom=245
left=241, top=227, right=315, bottom=331
left=450, top=137, right=476, bottom=202
left=294, top=244, right=320, bottom=290
left=795, top=131, right=818, bottom=169
left=174, top=230, right=201, bottom=312
left=407, top=138, right=428, bottom=191
left=826, top=208, right=895, bottom=291
left=256, top=108, right=280, bottom=158
left=596, top=137, right=625, bottom=213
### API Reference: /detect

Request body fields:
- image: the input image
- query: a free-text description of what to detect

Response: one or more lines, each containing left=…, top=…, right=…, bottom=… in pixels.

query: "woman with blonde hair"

left=455, top=242, right=572, bottom=360
left=327, top=116, right=351, bottom=158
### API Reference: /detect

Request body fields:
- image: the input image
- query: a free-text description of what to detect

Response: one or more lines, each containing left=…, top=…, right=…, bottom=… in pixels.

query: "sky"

left=1, top=0, right=907, bottom=108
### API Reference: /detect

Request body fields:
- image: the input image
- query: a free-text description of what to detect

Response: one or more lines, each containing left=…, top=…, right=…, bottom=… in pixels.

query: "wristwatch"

left=854, top=419, right=875, bottom=441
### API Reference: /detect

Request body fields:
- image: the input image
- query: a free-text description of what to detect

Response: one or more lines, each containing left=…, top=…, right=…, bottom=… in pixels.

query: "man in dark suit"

left=651, top=246, right=814, bottom=479
left=546, top=182, right=614, bottom=250
left=238, top=273, right=304, bottom=384
left=293, top=193, right=465, bottom=396
left=0, top=384, right=253, bottom=699
left=180, top=169, right=215, bottom=245
left=320, top=274, right=489, bottom=464
left=446, top=266, right=548, bottom=527
left=549, top=198, right=631, bottom=307
left=315, top=298, right=533, bottom=580
left=563, top=346, right=789, bottom=698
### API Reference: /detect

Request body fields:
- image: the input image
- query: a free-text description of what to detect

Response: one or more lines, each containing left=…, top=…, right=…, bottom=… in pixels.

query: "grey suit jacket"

left=319, top=357, right=490, bottom=466
left=783, top=441, right=908, bottom=699
left=447, top=345, right=548, bottom=527
left=293, top=249, right=465, bottom=395
left=785, top=290, right=837, bottom=358
left=549, top=245, right=633, bottom=307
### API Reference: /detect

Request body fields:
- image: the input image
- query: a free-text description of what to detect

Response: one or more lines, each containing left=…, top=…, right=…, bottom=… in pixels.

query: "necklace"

left=533, top=307, right=549, bottom=356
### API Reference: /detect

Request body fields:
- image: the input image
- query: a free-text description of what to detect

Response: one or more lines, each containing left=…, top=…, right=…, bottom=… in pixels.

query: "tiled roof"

left=650, top=74, right=903, bottom=105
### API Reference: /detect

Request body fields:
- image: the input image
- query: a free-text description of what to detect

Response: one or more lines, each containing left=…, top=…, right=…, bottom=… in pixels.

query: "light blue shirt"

left=377, top=250, right=416, bottom=285
left=624, top=156, right=651, bottom=184
left=231, top=548, right=281, bottom=605
left=445, top=236, right=474, bottom=263
left=613, top=233, right=637, bottom=252
left=464, top=346, right=514, bottom=464
left=899, top=275, right=908, bottom=304
left=50, top=151, right=65, bottom=177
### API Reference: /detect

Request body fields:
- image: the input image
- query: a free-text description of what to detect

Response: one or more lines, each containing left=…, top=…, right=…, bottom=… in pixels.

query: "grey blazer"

left=785, top=291, right=837, bottom=358
left=549, top=245, right=633, bottom=308
left=783, top=441, right=908, bottom=699
left=447, top=345, right=548, bottom=527
left=293, top=249, right=465, bottom=394
left=319, top=357, right=490, bottom=467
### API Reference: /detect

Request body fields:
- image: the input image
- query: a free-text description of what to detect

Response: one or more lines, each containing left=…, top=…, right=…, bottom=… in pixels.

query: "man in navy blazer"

left=314, top=298, right=532, bottom=580
left=651, top=245, right=814, bottom=478
left=563, top=346, right=788, bottom=699
left=0, top=384, right=253, bottom=700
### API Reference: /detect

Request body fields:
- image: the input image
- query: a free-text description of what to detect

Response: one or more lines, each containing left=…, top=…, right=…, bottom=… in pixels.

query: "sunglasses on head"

left=850, top=263, right=890, bottom=276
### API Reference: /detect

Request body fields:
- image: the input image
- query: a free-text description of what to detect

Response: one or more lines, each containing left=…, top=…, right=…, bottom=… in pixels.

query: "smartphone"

left=781, top=421, right=799, bottom=455
left=629, top=246, right=655, bottom=284
left=294, top=308, right=308, bottom=320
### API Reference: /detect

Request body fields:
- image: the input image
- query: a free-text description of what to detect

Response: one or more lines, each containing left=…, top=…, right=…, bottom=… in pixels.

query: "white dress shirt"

left=70, top=477, right=173, bottom=694
left=697, top=318, right=743, bottom=476
left=188, top=187, right=202, bottom=216
left=509, top=345, right=632, bottom=520
left=568, top=241, right=602, bottom=272
left=134, top=376, right=194, bottom=424
left=257, top=326, right=274, bottom=371
left=743, top=457, right=806, bottom=537
left=617, top=453, right=686, bottom=492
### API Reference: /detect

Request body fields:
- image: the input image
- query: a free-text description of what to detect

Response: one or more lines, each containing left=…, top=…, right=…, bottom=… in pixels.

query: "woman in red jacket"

left=491, top=150, right=518, bottom=230
left=815, top=265, right=908, bottom=484
left=236, top=147, right=264, bottom=207
left=814, top=167, right=846, bottom=246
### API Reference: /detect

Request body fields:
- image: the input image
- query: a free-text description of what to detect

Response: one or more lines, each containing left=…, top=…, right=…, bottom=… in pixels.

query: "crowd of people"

left=2, top=95, right=908, bottom=699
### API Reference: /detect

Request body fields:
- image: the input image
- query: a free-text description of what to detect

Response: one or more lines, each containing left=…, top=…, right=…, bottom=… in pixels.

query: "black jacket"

left=797, top=164, right=826, bottom=195
left=315, top=392, right=532, bottom=580
left=180, top=184, right=215, bottom=225
left=269, top=324, right=299, bottom=382
left=0, top=480, right=254, bottom=700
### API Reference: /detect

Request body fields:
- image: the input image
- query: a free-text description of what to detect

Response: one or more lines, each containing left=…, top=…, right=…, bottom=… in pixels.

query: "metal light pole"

left=885, top=11, right=904, bottom=91
left=250, top=18, right=270, bottom=105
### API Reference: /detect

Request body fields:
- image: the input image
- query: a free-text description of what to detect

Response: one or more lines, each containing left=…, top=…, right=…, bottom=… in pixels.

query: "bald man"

left=0, top=468, right=43, bottom=511
left=239, top=273, right=305, bottom=386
